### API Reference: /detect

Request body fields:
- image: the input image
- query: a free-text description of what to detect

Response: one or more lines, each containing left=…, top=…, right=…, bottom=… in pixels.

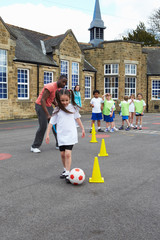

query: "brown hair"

left=54, top=89, right=77, bottom=115
left=124, top=96, right=129, bottom=101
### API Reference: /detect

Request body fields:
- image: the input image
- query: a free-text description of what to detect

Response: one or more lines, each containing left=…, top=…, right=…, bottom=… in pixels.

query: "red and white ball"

left=69, top=168, right=85, bottom=185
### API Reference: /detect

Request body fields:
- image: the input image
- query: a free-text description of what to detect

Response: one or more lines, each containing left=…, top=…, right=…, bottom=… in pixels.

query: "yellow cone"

left=91, top=123, right=96, bottom=134
left=89, top=157, right=104, bottom=183
left=90, top=132, right=98, bottom=143
left=90, top=124, right=98, bottom=143
left=98, top=139, right=109, bottom=157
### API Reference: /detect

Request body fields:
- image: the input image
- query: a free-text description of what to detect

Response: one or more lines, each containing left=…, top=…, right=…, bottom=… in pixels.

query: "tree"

left=148, top=8, right=160, bottom=40
left=122, top=22, right=160, bottom=46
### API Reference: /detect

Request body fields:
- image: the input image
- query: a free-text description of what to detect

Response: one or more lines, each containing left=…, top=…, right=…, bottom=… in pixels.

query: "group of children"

left=90, top=90, right=146, bottom=132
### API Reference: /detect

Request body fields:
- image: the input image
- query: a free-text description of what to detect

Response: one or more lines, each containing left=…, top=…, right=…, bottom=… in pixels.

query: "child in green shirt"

left=102, top=93, right=115, bottom=132
left=133, top=93, right=146, bottom=130
left=119, top=96, right=130, bottom=131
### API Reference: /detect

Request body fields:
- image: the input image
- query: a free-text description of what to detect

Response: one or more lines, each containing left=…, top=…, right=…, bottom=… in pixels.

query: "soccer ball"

left=69, top=168, right=85, bottom=185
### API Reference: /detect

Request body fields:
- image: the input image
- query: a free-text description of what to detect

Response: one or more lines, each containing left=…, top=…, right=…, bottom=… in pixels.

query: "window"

left=44, top=71, right=53, bottom=85
left=85, top=76, right=91, bottom=99
left=125, top=64, right=136, bottom=75
left=17, top=69, right=29, bottom=99
left=95, top=28, right=103, bottom=39
left=72, top=62, right=79, bottom=90
left=104, top=77, right=118, bottom=99
left=0, top=49, right=7, bottom=99
left=152, top=80, right=160, bottom=99
left=61, top=60, right=69, bottom=89
left=104, top=64, right=119, bottom=75
left=90, top=29, right=94, bottom=40
left=125, top=77, right=136, bottom=96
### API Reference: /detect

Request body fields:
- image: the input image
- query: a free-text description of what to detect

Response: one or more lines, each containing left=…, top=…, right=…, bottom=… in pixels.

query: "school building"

left=0, top=0, right=160, bottom=120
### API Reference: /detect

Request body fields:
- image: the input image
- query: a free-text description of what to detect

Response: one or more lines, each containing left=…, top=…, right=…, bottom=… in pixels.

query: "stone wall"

left=148, top=76, right=160, bottom=112
left=84, top=41, right=148, bottom=112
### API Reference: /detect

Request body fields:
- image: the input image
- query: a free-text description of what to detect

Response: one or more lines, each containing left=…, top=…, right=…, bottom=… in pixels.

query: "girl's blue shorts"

left=91, top=112, right=102, bottom=121
left=122, top=116, right=129, bottom=120
left=103, top=115, right=114, bottom=122
left=113, top=111, right=115, bottom=119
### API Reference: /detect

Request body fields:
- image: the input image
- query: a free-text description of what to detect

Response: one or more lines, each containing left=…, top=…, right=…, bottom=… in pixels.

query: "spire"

left=89, top=0, right=106, bottom=46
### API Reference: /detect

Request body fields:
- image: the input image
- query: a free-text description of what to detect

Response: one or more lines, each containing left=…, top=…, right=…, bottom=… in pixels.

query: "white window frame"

left=104, top=76, right=119, bottom=99
left=0, top=49, right=8, bottom=99
left=44, top=71, right=53, bottom=85
left=104, top=64, right=119, bottom=75
left=125, top=64, right=137, bottom=76
left=152, top=80, right=160, bottom=100
left=61, top=60, right=69, bottom=89
left=17, top=68, right=29, bottom=100
left=125, top=77, right=136, bottom=96
left=85, top=76, right=91, bottom=99
left=72, top=62, right=79, bottom=90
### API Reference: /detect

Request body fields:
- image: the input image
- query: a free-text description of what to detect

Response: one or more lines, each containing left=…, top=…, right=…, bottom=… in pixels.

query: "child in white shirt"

left=90, top=90, right=104, bottom=133
left=46, top=89, right=85, bottom=183
left=128, top=94, right=135, bottom=128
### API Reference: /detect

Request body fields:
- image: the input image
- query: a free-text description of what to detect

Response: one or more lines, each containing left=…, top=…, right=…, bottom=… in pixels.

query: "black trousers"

left=32, top=103, right=58, bottom=148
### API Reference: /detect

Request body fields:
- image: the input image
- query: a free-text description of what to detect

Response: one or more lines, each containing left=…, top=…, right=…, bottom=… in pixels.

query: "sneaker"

left=60, top=171, right=66, bottom=179
left=104, top=128, right=109, bottom=132
left=125, top=126, right=130, bottom=131
left=119, top=126, right=124, bottom=130
left=30, top=147, right=41, bottom=153
left=139, top=127, right=142, bottom=130
left=110, top=128, right=114, bottom=133
left=133, top=126, right=137, bottom=130
left=65, top=175, right=71, bottom=184
left=113, top=127, right=118, bottom=131
left=98, top=128, right=104, bottom=132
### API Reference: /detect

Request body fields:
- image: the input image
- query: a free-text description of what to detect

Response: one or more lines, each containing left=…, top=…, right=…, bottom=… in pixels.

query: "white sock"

left=140, top=125, right=142, bottom=128
left=63, top=168, right=66, bottom=172
left=98, top=127, right=101, bottom=129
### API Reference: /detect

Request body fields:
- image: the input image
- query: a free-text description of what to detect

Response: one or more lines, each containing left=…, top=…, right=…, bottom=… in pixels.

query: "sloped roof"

left=43, top=34, right=65, bottom=53
left=7, top=24, right=58, bottom=66
left=1, top=20, right=96, bottom=72
left=143, top=47, right=160, bottom=75
left=79, top=42, right=94, bottom=50
left=83, top=59, right=97, bottom=72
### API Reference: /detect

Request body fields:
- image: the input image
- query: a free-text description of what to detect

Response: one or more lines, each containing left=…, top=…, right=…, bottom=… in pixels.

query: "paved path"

left=0, top=113, right=160, bottom=240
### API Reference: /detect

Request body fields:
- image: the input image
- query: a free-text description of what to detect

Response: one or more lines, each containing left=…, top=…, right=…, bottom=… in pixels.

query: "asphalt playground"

left=0, top=113, right=160, bottom=240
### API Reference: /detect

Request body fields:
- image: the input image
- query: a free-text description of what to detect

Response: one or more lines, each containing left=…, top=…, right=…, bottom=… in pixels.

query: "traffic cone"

left=98, top=139, right=109, bottom=157
left=89, top=157, right=104, bottom=183
left=90, top=132, right=98, bottom=143
left=91, top=123, right=96, bottom=134
left=90, top=123, right=98, bottom=143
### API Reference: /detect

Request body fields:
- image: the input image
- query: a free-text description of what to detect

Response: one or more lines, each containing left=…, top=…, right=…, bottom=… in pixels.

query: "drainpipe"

left=146, top=74, right=148, bottom=112
left=37, top=64, right=39, bottom=97
left=94, top=71, right=97, bottom=90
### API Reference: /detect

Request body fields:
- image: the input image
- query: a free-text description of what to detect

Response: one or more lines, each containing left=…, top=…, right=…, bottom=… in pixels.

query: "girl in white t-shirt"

left=128, top=94, right=135, bottom=128
left=46, top=89, right=85, bottom=183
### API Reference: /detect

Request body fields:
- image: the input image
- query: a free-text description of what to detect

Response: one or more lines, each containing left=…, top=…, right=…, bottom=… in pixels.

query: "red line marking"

left=0, top=153, right=12, bottom=160
left=152, top=123, right=160, bottom=125
left=89, top=134, right=110, bottom=138
left=141, top=127, right=149, bottom=129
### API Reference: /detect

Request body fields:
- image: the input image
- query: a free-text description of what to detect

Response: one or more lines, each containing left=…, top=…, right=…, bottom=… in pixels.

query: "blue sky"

left=0, top=0, right=160, bottom=42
